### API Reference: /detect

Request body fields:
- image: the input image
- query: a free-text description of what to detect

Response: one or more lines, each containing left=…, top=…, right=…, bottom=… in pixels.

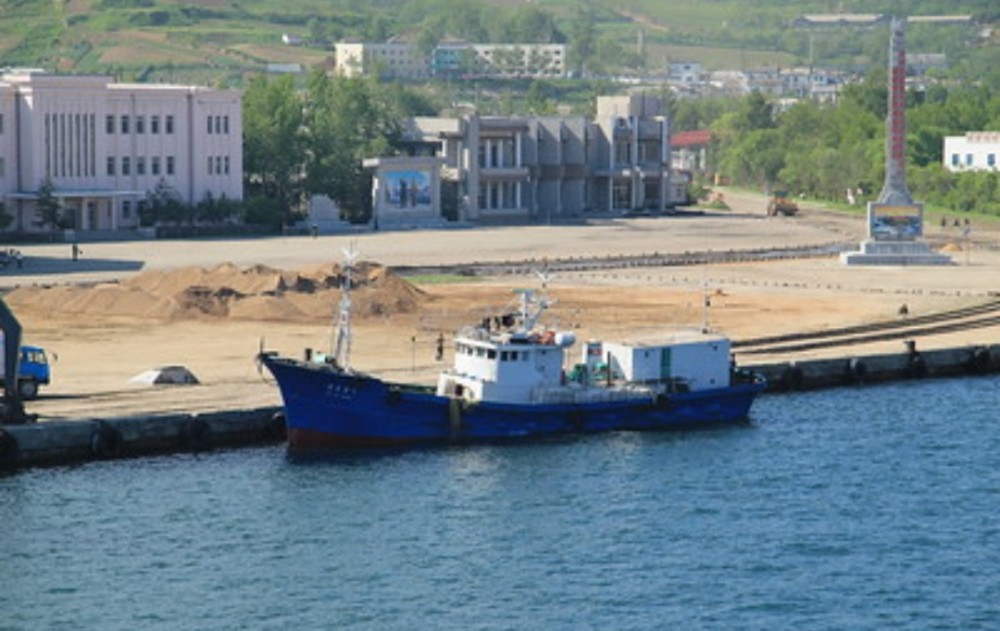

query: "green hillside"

left=0, top=0, right=995, bottom=86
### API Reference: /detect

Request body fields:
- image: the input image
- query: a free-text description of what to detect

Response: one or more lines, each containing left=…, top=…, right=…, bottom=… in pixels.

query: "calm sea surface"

left=2, top=377, right=998, bottom=631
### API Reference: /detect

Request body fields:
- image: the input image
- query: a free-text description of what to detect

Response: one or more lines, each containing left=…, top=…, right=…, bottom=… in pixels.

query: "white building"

left=944, top=132, right=1000, bottom=172
left=461, top=44, right=566, bottom=79
left=334, top=41, right=429, bottom=79
left=667, top=61, right=703, bottom=85
left=336, top=40, right=566, bottom=80
left=0, top=70, right=242, bottom=234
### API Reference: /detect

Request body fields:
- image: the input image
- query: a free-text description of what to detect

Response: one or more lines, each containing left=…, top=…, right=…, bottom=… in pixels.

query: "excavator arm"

left=0, top=298, right=26, bottom=424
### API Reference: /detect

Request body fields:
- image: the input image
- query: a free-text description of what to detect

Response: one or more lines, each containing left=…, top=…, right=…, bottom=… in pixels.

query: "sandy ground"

left=4, top=189, right=1000, bottom=422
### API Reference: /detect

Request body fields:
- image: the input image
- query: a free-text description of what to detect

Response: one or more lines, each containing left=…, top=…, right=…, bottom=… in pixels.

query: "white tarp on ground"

left=129, top=365, right=199, bottom=386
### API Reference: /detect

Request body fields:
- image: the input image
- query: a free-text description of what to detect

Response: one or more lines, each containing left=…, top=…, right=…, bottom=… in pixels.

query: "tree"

left=242, top=74, right=306, bottom=223
left=567, top=7, right=597, bottom=75
left=145, top=179, right=185, bottom=227
left=525, top=81, right=556, bottom=115
left=721, top=128, right=785, bottom=188
left=303, top=71, right=402, bottom=222
left=35, top=177, right=64, bottom=231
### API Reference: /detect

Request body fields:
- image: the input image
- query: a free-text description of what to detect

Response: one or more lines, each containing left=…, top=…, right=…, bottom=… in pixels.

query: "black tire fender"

left=782, top=363, right=804, bottom=390
left=90, top=421, right=122, bottom=459
left=266, top=411, right=287, bottom=441
left=847, top=358, right=867, bottom=382
left=0, top=429, right=19, bottom=468
left=182, top=417, right=212, bottom=452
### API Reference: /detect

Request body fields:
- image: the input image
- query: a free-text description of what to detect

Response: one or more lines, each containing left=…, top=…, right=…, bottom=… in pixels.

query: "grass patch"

left=404, top=274, right=484, bottom=285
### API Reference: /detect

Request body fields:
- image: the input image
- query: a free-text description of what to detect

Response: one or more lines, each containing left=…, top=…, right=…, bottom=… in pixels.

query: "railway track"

left=393, top=243, right=848, bottom=277
left=734, top=299, right=1000, bottom=355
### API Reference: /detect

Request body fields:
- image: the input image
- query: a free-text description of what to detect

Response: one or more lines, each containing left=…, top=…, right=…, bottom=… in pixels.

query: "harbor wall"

left=747, top=344, right=998, bottom=392
left=0, top=344, right=997, bottom=472
left=0, top=407, right=284, bottom=471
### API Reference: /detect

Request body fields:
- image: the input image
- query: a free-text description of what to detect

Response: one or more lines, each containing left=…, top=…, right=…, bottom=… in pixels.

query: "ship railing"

left=531, top=386, right=651, bottom=405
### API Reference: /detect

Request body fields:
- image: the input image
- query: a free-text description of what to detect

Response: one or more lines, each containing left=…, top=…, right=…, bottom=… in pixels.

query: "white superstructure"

left=435, top=288, right=734, bottom=405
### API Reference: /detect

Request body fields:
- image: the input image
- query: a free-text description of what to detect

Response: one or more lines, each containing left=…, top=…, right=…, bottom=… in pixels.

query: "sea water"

left=1, top=377, right=997, bottom=631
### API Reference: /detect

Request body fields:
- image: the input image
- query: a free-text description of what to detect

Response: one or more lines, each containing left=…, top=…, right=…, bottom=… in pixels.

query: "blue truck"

left=0, top=344, right=51, bottom=400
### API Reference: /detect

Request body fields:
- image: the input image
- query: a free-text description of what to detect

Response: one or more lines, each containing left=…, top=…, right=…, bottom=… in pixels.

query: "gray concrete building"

left=367, top=94, right=678, bottom=226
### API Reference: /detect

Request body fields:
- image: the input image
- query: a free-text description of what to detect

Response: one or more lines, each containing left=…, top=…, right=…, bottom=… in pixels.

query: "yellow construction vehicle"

left=767, top=190, right=799, bottom=216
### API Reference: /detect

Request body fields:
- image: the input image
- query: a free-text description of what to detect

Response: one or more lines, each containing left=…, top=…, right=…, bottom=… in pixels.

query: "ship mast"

left=332, top=243, right=358, bottom=371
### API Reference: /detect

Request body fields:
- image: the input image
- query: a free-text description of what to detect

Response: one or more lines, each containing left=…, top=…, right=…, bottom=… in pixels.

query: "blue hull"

left=262, top=355, right=765, bottom=449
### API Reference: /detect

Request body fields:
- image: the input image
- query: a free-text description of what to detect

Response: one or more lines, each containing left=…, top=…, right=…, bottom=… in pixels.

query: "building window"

left=121, top=115, right=129, bottom=134
left=0, top=158, right=4, bottom=178
left=0, top=113, right=3, bottom=134
left=499, top=138, right=515, bottom=167
left=166, top=115, right=174, bottom=134
left=152, top=156, right=160, bottom=176
left=224, top=155, right=230, bottom=175
left=989, top=154, right=996, bottom=168
left=207, top=156, right=213, bottom=174
left=106, top=115, right=114, bottom=134
left=613, top=180, right=631, bottom=209
left=215, top=115, right=222, bottom=134
left=207, top=116, right=213, bottom=135
left=614, top=141, right=632, bottom=166
left=166, top=156, right=175, bottom=175
left=966, top=154, right=973, bottom=167
left=151, top=115, right=160, bottom=134
left=107, top=156, right=115, bottom=176
left=951, top=153, right=959, bottom=167
left=223, top=115, right=229, bottom=134
left=215, top=156, right=222, bottom=175
left=122, top=200, right=131, bottom=219
left=122, top=156, right=131, bottom=175
left=137, top=156, right=145, bottom=175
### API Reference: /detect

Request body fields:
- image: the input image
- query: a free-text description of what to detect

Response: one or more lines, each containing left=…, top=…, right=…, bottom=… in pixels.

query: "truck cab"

left=0, top=344, right=51, bottom=400
left=16, top=345, right=51, bottom=399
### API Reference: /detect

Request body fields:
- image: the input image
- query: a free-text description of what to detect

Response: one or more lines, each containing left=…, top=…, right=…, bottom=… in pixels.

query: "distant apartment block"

left=667, top=61, right=703, bottom=85
left=365, top=94, right=676, bottom=227
left=432, top=42, right=566, bottom=79
left=944, top=133, right=1000, bottom=171
left=0, top=70, right=242, bottom=234
left=334, top=40, right=429, bottom=79
left=334, top=40, right=566, bottom=80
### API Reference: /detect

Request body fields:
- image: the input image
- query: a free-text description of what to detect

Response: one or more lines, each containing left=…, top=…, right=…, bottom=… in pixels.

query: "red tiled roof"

left=671, top=130, right=712, bottom=147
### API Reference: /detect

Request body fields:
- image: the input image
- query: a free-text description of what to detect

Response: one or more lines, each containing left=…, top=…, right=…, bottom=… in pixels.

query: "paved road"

left=1, top=197, right=853, bottom=289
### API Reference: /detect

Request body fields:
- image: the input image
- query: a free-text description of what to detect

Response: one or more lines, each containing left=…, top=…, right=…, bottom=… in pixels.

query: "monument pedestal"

left=840, top=239, right=951, bottom=266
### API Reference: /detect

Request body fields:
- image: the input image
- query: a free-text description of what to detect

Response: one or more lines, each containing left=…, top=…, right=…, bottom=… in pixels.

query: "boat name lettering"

left=325, top=383, right=356, bottom=400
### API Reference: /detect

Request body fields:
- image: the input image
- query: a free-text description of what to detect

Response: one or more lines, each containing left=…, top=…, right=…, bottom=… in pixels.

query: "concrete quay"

left=749, top=343, right=998, bottom=392
left=0, top=406, right=284, bottom=471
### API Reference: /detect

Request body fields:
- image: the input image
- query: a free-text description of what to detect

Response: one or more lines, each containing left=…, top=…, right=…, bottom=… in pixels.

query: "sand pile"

left=4, top=261, right=426, bottom=323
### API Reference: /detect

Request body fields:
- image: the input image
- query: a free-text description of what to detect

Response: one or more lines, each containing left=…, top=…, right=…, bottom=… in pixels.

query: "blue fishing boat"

left=260, top=252, right=765, bottom=450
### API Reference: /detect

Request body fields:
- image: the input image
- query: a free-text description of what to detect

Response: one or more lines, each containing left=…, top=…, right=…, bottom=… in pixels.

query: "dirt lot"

left=4, top=190, right=999, bottom=422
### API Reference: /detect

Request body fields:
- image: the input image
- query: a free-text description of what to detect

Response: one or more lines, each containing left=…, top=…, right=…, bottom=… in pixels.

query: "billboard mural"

left=383, top=170, right=432, bottom=210
left=869, top=203, right=923, bottom=241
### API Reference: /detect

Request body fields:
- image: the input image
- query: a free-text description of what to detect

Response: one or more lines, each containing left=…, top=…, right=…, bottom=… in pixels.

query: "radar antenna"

left=331, top=242, right=359, bottom=371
